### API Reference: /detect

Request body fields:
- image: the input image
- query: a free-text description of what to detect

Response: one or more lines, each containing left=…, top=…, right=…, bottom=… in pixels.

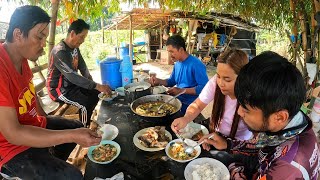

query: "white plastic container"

left=310, top=97, right=320, bottom=123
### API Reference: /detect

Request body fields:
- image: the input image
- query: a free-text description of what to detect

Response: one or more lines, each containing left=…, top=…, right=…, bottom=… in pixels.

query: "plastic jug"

left=119, top=55, right=133, bottom=86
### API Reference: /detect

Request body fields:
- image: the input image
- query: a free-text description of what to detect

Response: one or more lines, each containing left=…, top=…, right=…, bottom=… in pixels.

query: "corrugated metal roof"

left=105, top=9, right=258, bottom=31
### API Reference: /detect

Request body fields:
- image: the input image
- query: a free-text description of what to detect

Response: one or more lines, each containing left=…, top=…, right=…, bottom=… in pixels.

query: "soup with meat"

left=136, top=101, right=177, bottom=116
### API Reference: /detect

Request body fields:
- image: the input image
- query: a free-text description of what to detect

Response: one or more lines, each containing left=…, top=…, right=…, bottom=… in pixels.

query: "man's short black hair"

left=235, top=51, right=306, bottom=119
left=5, top=5, right=50, bottom=42
left=166, top=35, right=186, bottom=51
left=68, top=19, right=90, bottom=34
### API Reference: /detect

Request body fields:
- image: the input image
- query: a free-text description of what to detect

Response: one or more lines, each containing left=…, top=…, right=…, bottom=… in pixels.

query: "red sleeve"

left=0, top=65, right=15, bottom=108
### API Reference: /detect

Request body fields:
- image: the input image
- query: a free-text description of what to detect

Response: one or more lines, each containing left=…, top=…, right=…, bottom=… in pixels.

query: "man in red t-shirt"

left=0, top=5, right=101, bottom=179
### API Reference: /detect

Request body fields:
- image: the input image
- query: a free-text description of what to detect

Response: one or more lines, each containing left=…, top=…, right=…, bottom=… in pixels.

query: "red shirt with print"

left=0, top=44, right=47, bottom=170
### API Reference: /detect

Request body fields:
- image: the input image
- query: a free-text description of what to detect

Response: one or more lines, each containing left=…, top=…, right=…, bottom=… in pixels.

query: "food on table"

left=138, top=126, right=170, bottom=148
left=168, top=142, right=197, bottom=161
left=181, top=123, right=203, bottom=139
left=101, top=91, right=117, bottom=99
left=191, top=130, right=204, bottom=141
left=136, top=101, right=177, bottom=116
left=192, top=163, right=223, bottom=180
left=92, top=144, right=117, bottom=162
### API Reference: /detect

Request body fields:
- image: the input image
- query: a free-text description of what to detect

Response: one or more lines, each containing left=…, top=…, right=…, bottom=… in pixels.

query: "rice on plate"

left=184, top=158, right=230, bottom=180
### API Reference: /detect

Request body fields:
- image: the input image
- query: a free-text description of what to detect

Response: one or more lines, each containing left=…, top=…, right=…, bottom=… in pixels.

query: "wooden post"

left=116, top=23, right=119, bottom=59
left=146, top=30, right=151, bottom=62
left=187, top=20, right=192, bottom=53
left=101, top=16, right=104, bottom=43
left=160, top=21, right=163, bottom=49
left=129, top=15, right=133, bottom=62
left=48, top=0, right=60, bottom=60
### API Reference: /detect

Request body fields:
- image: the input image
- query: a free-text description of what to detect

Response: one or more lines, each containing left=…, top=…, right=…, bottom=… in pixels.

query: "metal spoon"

left=157, top=89, right=186, bottom=111
left=175, top=132, right=186, bottom=144
left=185, top=134, right=214, bottom=155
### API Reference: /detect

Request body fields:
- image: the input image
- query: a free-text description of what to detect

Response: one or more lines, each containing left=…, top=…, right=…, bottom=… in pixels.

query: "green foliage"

left=256, top=29, right=290, bottom=58
left=37, top=29, right=146, bottom=70
left=24, top=0, right=314, bottom=32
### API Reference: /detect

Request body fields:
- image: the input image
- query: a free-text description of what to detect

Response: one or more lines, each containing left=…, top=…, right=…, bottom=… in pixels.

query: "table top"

left=84, top=96, right=217, bottom=180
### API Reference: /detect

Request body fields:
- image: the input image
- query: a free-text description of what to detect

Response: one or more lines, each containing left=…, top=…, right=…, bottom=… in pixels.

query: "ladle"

left=157, top=89, right=186, bottom=112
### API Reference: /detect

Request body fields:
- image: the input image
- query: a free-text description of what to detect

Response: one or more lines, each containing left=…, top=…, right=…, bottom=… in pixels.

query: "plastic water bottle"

left=119, top=55, right=133, bottom=86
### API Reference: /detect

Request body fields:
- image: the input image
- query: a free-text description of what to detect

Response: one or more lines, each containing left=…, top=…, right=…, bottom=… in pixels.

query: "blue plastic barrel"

left=100, top=57, right=122, bottom=90
left=119, top=55, right=133, bottom=86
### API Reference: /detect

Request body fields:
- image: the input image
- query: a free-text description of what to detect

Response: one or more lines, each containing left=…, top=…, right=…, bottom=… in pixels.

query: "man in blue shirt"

left=150, top=35, right=209, bottom=114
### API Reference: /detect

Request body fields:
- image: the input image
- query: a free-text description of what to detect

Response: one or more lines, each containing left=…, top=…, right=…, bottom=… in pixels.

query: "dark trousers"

left=1, top=116, right=84, bottom=180
left=60, top=87, right=100, bottom=127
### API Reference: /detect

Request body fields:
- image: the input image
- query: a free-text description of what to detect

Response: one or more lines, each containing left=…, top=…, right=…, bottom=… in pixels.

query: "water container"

left=100, top=57, right=122, bottom=90
left=119, top=55, right=133, bottom=87
left=310, top=97, right=320, bottom=123
left=119, top=46, right=134, bottom=60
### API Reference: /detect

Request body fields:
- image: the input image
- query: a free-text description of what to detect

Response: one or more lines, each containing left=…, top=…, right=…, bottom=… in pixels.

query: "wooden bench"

left=32, top=61, right=72, bottom=116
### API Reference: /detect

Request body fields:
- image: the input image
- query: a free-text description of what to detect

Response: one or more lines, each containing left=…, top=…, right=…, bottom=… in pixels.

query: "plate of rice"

left=184, top=158, right=230, bottom=180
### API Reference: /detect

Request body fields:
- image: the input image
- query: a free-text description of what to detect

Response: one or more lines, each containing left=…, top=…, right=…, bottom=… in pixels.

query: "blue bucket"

left=100, top=57, right=122, bottom=90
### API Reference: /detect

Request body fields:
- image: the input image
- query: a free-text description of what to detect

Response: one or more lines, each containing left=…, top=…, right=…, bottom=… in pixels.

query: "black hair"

left=166, top=35, right=186, bottom=51
left=5, top=5, right=50, bottom=42
left=235, top=51, right=306, bottom=119
left=210, top=49, right=248, bottom=138
left=67, top=19, right=90, bottom=34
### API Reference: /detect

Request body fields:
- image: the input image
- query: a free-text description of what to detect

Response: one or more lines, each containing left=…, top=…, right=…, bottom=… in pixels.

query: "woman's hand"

left=200, top=132, right=227, bottom=151
left=171, top=117, right=189, bottom=134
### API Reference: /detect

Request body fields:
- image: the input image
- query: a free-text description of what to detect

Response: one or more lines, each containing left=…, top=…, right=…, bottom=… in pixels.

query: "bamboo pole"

left=160, top=21, right=163, bottom=49
left=116, top=23, right=119, bottom=59
left=48, top=0, right=60, bottom=61
left=101, top=16, right=104, bottom=43
left=129, top=15, right=133, bottom=62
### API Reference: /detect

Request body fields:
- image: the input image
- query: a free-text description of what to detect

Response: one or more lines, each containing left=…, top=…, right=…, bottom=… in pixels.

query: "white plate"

left=99, top=124, right=119, bottom=141
left=40, top=95, right=60, bottom=114
left=133, top=127, right=172, bottom=152
left=87, top=140, right=121, bottom=164
left=98, top=91, right=118, bottom=101
left=165, top=139, right=201, bottom=163
left=180, top=122, right=209, bottom=139
left=152, top=86, right=168, bottom=94
left=184, top=158, right=230, bottom=180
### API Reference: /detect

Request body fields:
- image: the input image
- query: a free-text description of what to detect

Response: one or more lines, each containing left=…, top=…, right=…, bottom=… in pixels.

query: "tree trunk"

left=48, top=0, right=60, bottom=60
left=290, top=0, right=298, bottom=66
left=298, top=2, right=309, bottom=78
left=314, top=0, right=320, bottom=83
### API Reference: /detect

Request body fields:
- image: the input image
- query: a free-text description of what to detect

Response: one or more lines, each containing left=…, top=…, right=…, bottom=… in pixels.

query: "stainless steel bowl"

left=130, top=94, right=182, bottom=118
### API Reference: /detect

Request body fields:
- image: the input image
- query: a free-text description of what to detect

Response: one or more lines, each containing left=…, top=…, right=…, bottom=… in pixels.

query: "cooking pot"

left=130, top=94, right=182, bottom=122
left=124, top=81, right=151, bottom=103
